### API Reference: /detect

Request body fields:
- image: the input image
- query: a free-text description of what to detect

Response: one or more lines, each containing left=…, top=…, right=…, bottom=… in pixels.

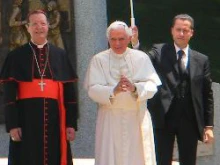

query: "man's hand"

left=203, top=127, right=214, bottom=144
left=10, top=128, right=22, bottom=141
left=66, top=127, right=75, bottom=141
left=131, top=26, right=139, bottom=47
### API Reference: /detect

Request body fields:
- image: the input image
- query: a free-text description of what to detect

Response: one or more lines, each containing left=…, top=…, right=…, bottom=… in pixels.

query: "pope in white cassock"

left=85, top=21, right=161, bottom=165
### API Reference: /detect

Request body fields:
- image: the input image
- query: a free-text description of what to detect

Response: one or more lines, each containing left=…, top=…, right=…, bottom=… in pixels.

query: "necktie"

left=177, top=50, right=185, bottom=74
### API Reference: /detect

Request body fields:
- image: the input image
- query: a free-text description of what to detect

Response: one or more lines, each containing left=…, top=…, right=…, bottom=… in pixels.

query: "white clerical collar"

left=110, top=47, right=129, bottom=59
left=31, top=40, right=48, bottom=48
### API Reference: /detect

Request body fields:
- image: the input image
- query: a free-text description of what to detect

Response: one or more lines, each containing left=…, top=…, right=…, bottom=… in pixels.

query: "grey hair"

left=106, top=21, right=132, bottom=39
left=172, top=14, right=194, bottom=29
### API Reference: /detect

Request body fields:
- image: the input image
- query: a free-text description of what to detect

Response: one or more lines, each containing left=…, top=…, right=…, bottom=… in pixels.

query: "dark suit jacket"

left=143, top=43, right=214, bottom=140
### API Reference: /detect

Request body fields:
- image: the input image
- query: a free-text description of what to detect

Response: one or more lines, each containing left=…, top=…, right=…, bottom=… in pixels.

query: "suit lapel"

left=189, top=49, right=198, bottom=81
left=162, top=44, right=180, bottom=86
left=166, top=45, right=179, bottom=75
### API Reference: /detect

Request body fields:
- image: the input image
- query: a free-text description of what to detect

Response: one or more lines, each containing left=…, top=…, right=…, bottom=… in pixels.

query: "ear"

left=25, top=24, right=30, bottom=34
left=190, top=29, right=194, bottom=37
left=25, top=24, right=29, bottom=30
left=128, top=36, right=132, bottom=44
left=128, top=27, right=133, bottom=36
left=171, top=27, right=174, bottom=36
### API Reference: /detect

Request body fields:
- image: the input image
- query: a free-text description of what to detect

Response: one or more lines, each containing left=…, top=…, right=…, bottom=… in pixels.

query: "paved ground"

left=0, top=159, right=95, bottom=165
left=0, top=158, right=180, bottom=165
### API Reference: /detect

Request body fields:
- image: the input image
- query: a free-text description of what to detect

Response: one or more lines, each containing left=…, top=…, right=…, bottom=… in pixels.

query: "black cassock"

left=0, top=42, right=78, bottom=165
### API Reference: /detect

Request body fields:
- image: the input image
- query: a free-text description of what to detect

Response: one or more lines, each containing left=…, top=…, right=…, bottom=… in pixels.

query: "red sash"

left=18, top=79, right=59, bottom=99
left=18, top=79, right=67, bottom=165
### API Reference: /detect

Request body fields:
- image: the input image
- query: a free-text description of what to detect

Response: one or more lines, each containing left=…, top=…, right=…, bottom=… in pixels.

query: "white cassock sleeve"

left=84, top=56, right=113, bottom=105
left=84, top=50, right=162, bottom=104
left=132, top=53, right=161, bottom=102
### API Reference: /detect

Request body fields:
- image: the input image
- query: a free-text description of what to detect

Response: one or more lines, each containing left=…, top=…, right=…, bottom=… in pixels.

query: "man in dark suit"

left=131, top=14, right=214, bottom=165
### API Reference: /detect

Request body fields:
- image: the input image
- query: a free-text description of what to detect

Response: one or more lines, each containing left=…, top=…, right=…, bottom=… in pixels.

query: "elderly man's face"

left=108, top=28, right=131, bottom=54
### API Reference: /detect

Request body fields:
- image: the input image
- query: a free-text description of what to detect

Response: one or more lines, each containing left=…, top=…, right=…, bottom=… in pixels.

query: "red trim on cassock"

left=17, top=79, right=68, bottom=165
left=66, top=101, right=77, bottom=104
left=44, top=99, right=49, bottom=165
left=5, top=102, right=16, bottom=105
left=0, top=77, right=78, bottom=83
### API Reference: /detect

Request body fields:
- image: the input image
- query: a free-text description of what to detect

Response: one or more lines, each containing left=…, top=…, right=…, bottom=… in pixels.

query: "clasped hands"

left=113, top=75, right=136, bottom=96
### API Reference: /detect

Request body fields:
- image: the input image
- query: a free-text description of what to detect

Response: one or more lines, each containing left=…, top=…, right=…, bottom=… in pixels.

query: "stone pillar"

left=72, top=0, right=108, bottom=157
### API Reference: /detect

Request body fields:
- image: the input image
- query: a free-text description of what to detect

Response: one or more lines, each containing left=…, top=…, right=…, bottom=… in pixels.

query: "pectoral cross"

left=38, top=79, right=46, bottom=91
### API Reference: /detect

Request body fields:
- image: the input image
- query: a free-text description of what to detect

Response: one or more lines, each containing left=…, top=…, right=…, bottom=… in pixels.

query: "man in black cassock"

left=0, top=10, right=78, bottom=165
